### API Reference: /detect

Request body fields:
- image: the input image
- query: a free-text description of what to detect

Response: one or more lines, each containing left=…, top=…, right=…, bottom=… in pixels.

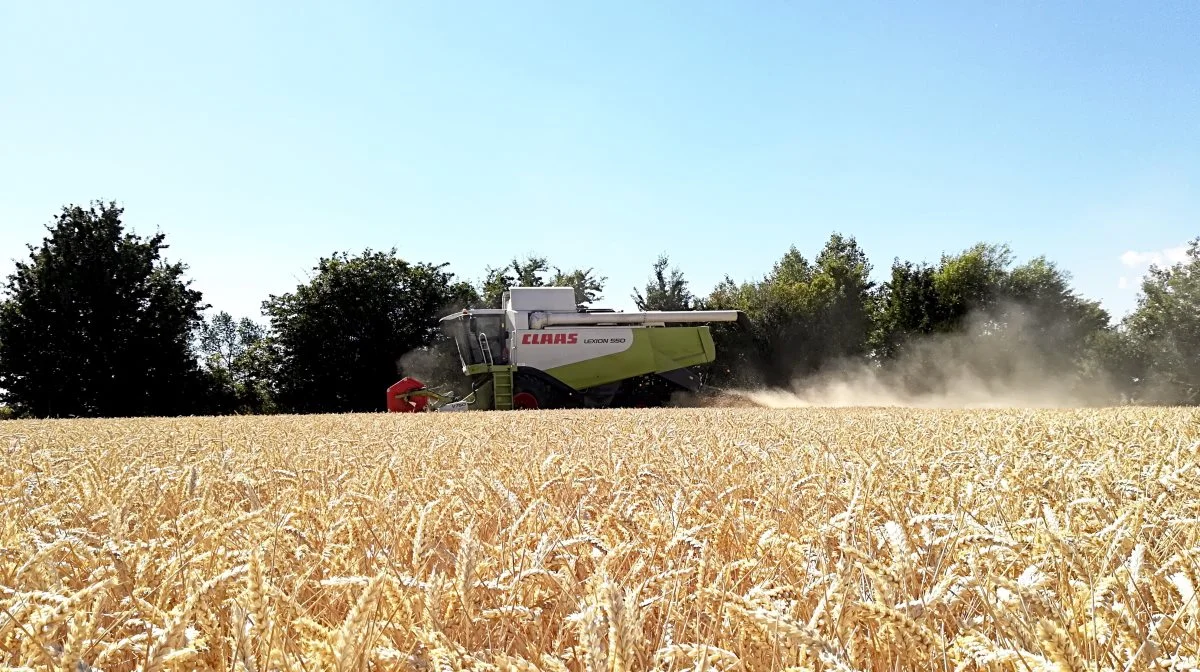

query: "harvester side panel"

left=648, top=325, right=717, bottom=371
left=528, top=326, right=718, bottom=391
left=510, top=327, right=635, bottom=371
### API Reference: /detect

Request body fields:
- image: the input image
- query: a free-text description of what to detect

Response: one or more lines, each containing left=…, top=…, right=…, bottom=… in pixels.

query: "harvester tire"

left=512, top=368, right=580, bottom=410
left=513, top=391, right=539, bottom=409
left=609, top=374, right=679, bottom=408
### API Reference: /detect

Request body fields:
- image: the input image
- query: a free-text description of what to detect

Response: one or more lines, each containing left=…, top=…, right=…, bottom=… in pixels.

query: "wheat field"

left=1, top=407, right=1199, bottom=671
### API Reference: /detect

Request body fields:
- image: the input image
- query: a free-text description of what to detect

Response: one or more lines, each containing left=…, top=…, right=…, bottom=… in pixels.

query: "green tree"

left=870, top=259, right=945, bottom=359
left=262, top=249, right=478, bottom=413
left=550, top=266, right=606, bottom=306
left=698, top=274, right=774, bottom=387
left=699, top=234, right=877, bottom=387
left=1082, top=325, right=1143, bottom=401
left=480, top=255, right=550, bottom=307
left=0, top=201, right=209, bottom=417
left=931, top=242, right=1014, bottom=330
left=870, top=244, right=1118, bottom=398
left=767, top=246, right=814, bottom=286
left=872, top=243, right=1016, bottom=357
left=633, top=253, right=695, bottom=311
left=480, top=255, right=606, bottom=307
left=1120, top=238, right=1200, bottom=403
left=998, top=256, right=1111, bottom=360
left=198, top=311, right=276, bottom=413
left=812, top=233, right=877, bottom=362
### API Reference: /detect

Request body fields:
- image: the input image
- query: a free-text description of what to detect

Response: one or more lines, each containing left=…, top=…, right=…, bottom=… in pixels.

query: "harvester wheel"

left=610, top=374, right=677, bottom=408
left=513, top=392, right=539, bottom=409
left=512, top=370, right=576, bottom=410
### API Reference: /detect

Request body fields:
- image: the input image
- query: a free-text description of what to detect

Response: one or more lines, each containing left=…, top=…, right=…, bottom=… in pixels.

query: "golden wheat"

left=1, top=406, right=1199, bottom=671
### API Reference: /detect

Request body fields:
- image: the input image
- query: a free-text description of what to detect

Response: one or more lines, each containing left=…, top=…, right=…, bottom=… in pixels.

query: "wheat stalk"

left=1, top=407, right=1198, bottom=670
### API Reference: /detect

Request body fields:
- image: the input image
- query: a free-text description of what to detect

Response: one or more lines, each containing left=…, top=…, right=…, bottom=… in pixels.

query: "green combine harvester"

left=387, top=286, right=749, bottom=412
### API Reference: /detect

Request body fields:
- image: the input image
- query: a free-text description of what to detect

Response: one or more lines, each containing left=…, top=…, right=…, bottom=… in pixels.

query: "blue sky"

left=1, top=1, right=1196, bottom=323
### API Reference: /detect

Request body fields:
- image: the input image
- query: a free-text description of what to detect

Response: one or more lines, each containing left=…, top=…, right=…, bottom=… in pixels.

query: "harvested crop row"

left=1, top=407, right=1199, bottom=671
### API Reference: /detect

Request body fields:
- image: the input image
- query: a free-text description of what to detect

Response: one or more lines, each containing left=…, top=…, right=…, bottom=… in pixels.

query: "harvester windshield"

left=440, top=310, right=507, bottom=368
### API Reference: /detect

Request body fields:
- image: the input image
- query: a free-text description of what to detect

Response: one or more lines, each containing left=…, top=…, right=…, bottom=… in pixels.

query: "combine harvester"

left=387, top=286, right=749, bottom=412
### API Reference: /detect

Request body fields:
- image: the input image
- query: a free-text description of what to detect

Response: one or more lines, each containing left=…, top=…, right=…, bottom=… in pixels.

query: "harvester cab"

left=387, top=286, right=749, bottom=412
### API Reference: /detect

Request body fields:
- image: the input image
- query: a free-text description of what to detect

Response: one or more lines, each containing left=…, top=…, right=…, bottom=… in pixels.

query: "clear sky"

left=2, top=1, right=1197, bottom=323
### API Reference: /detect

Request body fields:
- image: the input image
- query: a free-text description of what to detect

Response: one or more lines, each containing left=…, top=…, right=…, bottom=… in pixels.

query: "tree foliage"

left=699, top=234, right=877, bottom=387
left=198, top=311, right=275, bottom=414
left=262, top=249, right=478, bottom=413
left=480, top=255, right=606, bottom=308
left=633, top=254, right=695, bottom=311
left=549, top=267, right=606, bottom=306
left=6, top=200, right=1200, bottom=415
left=871, top=260, right=944, bottom=359
left=1120, top=238, right=1200, bottom=403
left=480, top=256, right=551, bottom=308
left=0, top=202, right=208, bottom=417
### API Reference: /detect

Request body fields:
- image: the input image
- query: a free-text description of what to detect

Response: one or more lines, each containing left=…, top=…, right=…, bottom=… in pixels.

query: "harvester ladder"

left=478, top=333, right=494, bottom=366
left=492, top=368, right=514, bottom=411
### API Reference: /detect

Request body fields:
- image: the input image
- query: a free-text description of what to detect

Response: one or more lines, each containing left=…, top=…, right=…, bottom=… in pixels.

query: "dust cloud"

left=718, top=302, right=1125, bottom=409
left=396, top=342, right=473, bottom=396
left=396, top=347, right=445, bottom=381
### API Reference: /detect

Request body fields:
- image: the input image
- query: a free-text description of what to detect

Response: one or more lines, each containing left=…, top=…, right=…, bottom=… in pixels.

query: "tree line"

left=0, top=201, right=1196, bottom=418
